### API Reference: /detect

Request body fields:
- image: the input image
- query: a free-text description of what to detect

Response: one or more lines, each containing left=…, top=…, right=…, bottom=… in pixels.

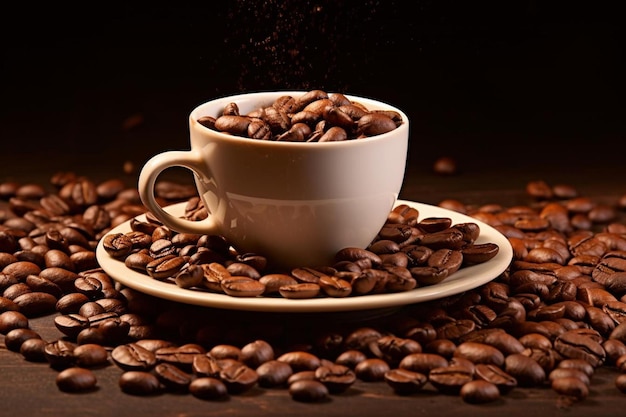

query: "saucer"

left=95, top=200, right=513, bottom=313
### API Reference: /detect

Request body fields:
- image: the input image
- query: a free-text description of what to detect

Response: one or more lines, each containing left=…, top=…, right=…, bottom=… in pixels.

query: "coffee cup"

left=138, top=90, right=409, bottom=270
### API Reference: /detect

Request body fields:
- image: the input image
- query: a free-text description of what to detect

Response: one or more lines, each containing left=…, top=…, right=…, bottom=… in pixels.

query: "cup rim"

left=189, top=90, right=409, bottom=148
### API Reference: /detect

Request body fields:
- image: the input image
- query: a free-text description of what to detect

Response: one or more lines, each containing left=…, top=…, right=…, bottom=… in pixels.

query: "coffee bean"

left=189, top=377, right=229, bottom=400
left=289, top=379, right=329, bottom=403
left=219, top=362, right=258, bottom=394
left=0, top=310, right=29, bottom=334
left=56, top=367, right=97, bottom=392
left=315, top=363, right=356, bottom=393
left=240, top=339, right=274, bottom=368
left=44, top=339, right=78, bottom=370
left=73, top=343, right=109, bottom=368
left=111, top=343, right=157, bottom=371
left=384, top=368, right=428, bottom=395
left=474, top=363, right=517, bottom=394
left=460, top=379, right=500, bottom=404
left=119, top=371, right=162, bottom=396
left=256, top=360, right=294, bottom=388
left=154, top=362, right=192, bottom=392
left=354, top=358, right=390, bottom=382
left=19, top=337, right=48, bottom=362
left=504, top=353, right=546, bottom=387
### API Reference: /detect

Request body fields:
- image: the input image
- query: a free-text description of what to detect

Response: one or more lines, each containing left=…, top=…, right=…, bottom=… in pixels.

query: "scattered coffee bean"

left=56, top=367, right=98, bottom=393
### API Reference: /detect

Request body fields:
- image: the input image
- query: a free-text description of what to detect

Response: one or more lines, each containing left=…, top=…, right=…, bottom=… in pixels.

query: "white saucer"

left=95, top=200, right=513, bottom=313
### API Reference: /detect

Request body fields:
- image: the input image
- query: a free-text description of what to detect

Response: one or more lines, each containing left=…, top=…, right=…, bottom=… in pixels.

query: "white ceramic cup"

left=138, top=91, right=409, bottom=270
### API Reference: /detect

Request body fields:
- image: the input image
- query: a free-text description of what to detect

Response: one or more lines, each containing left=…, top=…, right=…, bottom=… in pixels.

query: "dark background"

left=1, top=1, right=625, bottom=184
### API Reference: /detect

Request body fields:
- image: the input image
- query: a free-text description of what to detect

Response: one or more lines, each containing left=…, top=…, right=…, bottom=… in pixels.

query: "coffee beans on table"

left=3, top=172, right=626, bottom=409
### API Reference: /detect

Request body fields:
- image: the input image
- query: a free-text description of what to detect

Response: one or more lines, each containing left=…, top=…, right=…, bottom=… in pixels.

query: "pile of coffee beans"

left=196, top=90, right=404, bottom=142
left=100, top=197, right=500, bottom=299
left=2, top=173, right=626, bottom=406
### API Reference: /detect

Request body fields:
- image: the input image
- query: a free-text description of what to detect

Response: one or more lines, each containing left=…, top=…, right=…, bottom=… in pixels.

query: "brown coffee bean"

left=189, top=377, right=229, bottom=400
left=315, top=363, right=356, bottom=393
left=278, top=283, right=320, bottom=299
left=277, top=351, right=321, bottom=372
left=289, top=379, right=329, bottom=403
left=119, top=371, right=162, bottom=396
left=504, top=353, right=546, bottom=387
left=551, top=376, right=589, bottom=401
left=384, top=368, right=428, bottom=395
left=0, top=310, right=29, bottom=334
left=256, top=360, right=294, bottom=388
left=460, top=379, right=500, bottom=404
left=56, top=367, right=98, bottom=392
left=111, top=343, right=157, bottom=371
left=154, top=362, right=192, bottom=392
left=219, top=362, right=258, bottom=394
left=19, top=337, right=48, bottom=362
left=354, top=358, right=390, bottom=382
left=428, top=364, right=474, bottom=394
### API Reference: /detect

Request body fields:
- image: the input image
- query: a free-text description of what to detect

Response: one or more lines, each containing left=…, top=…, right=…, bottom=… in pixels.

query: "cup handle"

left=138, top=150, right=220, bottom=235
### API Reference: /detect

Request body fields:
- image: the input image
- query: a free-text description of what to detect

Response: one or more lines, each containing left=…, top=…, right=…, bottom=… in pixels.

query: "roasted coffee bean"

left=335, top=349, right=367, bottom=369
left=155, top=344, right=204, bottom=371
left=219, top=362, right=259, bottom=394
left=548, top=367, right=590, bottom=386
left=504, top=353, right=546, bottom=387
left=54, top=313, right=89, bottom=339
left=460, top=379, right=500, bottom=404
left=44, top=339, right=77, bottom=370
left=398, top=352, right=448, bottom=375
left=462, top=243, right=500, bottom=265
left=56, top=367, right=98, bottom=392
left=278, top=282, right=320, bottom=299
left=240, top=339, right=274, bottom=368
left=374, top=335, right=422, bottom=366
left=354, top=358, right=390, bottom=382
left=209, top=344, right=242, bottom=360
left=474, top=363, right=517, bottom=394
left=154, top=362, right=192, bottom=392
left=146, top=255, right=186, bottom=280
left=428, top=364, right=474, bottom=394
left=256, top=360, right=294, bottom=387
left=428, top=248, right=463, bottom=276
left=221, top=276, right=266, bottom=297
left=173, top=264, right=204, bottom=289
left=102, top=233, right=133, bottom=259
left=315, top=363, right=356, bottom=393
left=19, top=337, right=48, bottom=362
left=277, top=351, right=321, bottom=372
left=73, top=343, right=109, bottom=368
left=13, top=291, right=57, bottom=317
left=111, top=343, right=157, bottom=371
left=189, top=377, right=229, bottom=400
left=553, top=331, right=606, bottom=367
left=0, top=310, right=29, bottom=334
left=551, top=376, right=589, bottom=401
left=318, top=275, right=353, bottom=297
left=384, top=368, right=428, bottom=395
left=39, top=267, right=79, bottom=293
left=118, top=371, right=162, bottom=396
left=289, top=379, right=329, bottom=403
left=453, top=341, right=504, bottom=366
